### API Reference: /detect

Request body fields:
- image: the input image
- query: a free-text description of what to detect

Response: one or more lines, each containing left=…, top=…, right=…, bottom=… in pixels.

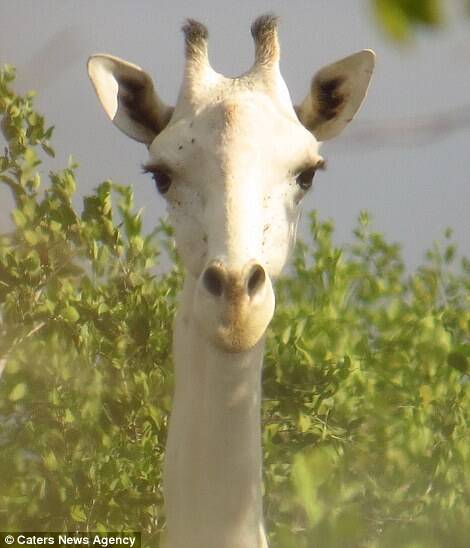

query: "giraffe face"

left=145, top=92, right=323, bottom=281
left=87, top=16, right=374, bottom=352
left=144, top=92, right=323, bottom=351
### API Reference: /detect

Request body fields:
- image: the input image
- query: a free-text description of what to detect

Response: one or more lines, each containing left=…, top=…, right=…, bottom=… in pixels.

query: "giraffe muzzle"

left=195, top=259, right=275, bottom=352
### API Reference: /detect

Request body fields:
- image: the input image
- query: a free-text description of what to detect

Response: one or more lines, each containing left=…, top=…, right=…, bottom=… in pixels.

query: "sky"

left=1, top=0, right=469, bottom=270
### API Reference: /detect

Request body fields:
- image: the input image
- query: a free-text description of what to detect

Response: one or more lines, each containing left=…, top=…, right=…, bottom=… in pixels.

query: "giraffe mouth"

left=215, top=306, right=270, bottom=353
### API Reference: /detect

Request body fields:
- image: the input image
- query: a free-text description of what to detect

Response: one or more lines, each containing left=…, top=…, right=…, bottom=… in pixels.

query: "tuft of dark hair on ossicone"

left=182, top=19, right=209, bottom=58
left=250, top=14, right=280, bottom=66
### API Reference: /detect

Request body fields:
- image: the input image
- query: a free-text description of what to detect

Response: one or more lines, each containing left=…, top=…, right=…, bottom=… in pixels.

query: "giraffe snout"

left=196, top=259, right=275, bottom=352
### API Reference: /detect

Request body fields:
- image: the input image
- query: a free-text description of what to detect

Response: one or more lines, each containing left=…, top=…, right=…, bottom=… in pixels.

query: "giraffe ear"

left=295, top=50, right=375, bottom=141
left=87, top=54, right=174, bottom=145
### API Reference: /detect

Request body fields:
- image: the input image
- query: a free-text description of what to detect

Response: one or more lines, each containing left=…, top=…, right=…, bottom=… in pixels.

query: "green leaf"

left=24, top=229, right=38, bottom=245
left=447, top=352, right=468, bottom=374
left=9, top=382, right=27, bottom=401
left=70, top=505, right=87, bottom=523
left=43, top=450, right=59, bottom=471
left=41, top=141, right=55, bottom=157
left=64, top=409, right=75, bottom=424
left=63, top=306, right=80, bottom=322
left=373, top=0, right=444, bottom=42
left=12, top=208, right=27, bottom=227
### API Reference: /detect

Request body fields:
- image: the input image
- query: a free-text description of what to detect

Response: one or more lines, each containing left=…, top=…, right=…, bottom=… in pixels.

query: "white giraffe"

left=87, top=15, right=374, bottom=548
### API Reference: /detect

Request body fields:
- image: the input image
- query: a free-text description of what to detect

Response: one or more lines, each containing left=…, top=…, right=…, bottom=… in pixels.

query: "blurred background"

left=1, top=0, right=469, bottom=268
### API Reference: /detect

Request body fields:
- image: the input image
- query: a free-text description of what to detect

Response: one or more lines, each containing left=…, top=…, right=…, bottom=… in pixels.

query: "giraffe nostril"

left=246, top=264, right=266, bottom=298
left=203, top=265, right=226, bottom=297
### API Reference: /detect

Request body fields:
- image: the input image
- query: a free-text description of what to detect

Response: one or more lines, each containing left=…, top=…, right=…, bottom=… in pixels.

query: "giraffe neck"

left=163, top=277, right=269, bottom=548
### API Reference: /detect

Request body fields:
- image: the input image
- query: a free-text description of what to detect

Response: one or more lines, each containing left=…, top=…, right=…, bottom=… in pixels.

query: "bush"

left=0, top=65, right=180, bottom=544
left=263, top=213, right=470, bottom=547
left=1, top=66, right=469, bottom=547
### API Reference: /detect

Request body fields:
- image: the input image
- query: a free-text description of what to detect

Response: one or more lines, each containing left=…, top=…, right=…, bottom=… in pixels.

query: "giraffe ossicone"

left=88, top=14, right=375, bottom=548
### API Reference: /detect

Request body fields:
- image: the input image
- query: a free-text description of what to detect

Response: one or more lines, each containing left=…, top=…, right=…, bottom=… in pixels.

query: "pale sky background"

left=1, top=0, right=469, bottom=270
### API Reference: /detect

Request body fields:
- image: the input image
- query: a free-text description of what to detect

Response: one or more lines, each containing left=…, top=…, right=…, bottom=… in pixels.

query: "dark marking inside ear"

left=316, top=76, right=346, bottom=121
left=119, top=76, right=145, bottom=95
left=118, top=76, right=160, bottom=133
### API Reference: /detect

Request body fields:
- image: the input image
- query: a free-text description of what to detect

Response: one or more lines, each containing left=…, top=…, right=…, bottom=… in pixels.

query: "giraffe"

left=87, top=14, right=375, bottom=548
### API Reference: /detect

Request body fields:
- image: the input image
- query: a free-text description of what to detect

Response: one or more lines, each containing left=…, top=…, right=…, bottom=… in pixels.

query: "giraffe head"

left=88, top=15, right=375, bottom=353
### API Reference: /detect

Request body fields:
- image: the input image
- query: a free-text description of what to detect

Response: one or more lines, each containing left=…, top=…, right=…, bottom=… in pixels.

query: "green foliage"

left=1, top=67, right=469, bottom=547
left=371, top=0, right=470, bottom=41
left=0, top=66, right=181, bottom=544
left=263, top=213, right=470, bottom=547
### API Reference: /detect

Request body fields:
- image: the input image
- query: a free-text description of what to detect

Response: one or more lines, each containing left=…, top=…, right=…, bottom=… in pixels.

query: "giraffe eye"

left=152, top=170, right=172, bottom=194
left=296, top=166, right=317, bottom=191
left=296, top=159, right=326, bottom=191
left=143, top=165, right=172, bottom=194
